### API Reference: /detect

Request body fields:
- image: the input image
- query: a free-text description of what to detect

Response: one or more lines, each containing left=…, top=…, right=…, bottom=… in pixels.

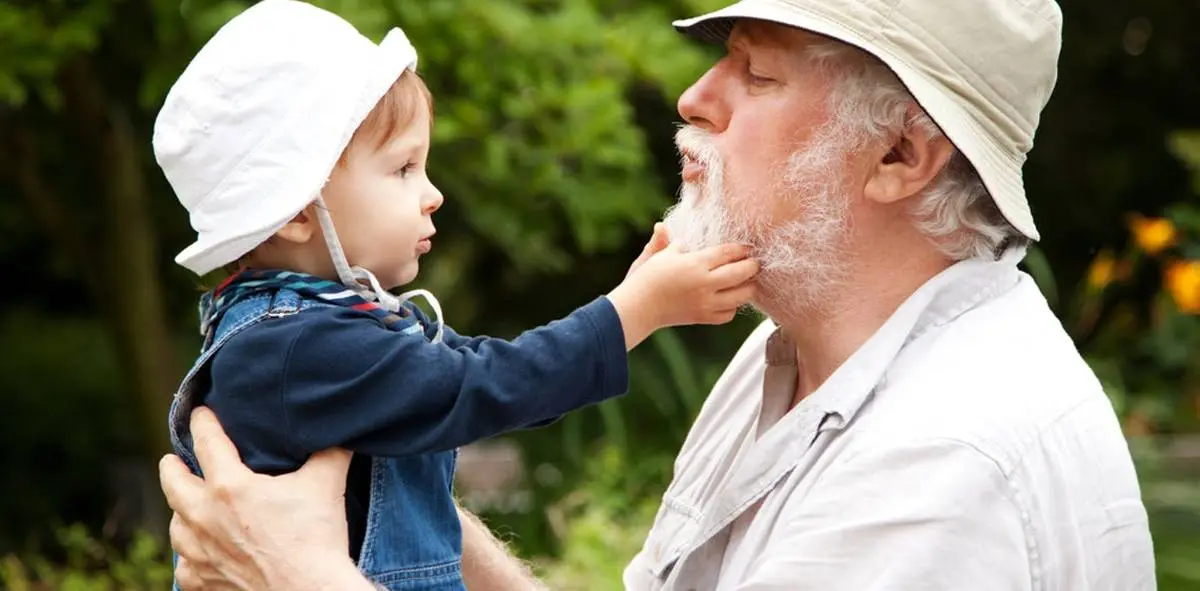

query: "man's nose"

left=677, top=62, right=731, bottom=133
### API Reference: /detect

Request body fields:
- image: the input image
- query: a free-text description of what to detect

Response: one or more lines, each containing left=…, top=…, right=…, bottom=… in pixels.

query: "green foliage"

left=0, top=311, right=132, bottom=553
left=534, top=446, right=666, bottom=591
left=292, top=0, right=718, bottom=274
left=0, top=525, right=171, bottom=591
left=1034, top=129, right=1200, bottom=434
left=1130, top=439, right=1200, bottom=589
left=1020, top=244, right=1060, bottom=310
left=554, top=324, right=744, bottom=465
left=1168, top=131, right=1200, bottom=197
left=0, top=0, right=110, bottom=107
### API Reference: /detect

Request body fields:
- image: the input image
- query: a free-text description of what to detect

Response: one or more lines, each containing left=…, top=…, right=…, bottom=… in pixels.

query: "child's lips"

left=416, top=234, right=434, bottom=254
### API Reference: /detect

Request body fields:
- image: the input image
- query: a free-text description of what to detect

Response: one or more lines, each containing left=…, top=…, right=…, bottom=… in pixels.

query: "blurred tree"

left=0, top=0, right=182, bottom=462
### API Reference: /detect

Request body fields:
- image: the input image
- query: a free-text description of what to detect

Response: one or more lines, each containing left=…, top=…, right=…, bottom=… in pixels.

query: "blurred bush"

left=0, top=525, right=171, bottom=591
left=1024, top=130, right=1200, bottom=436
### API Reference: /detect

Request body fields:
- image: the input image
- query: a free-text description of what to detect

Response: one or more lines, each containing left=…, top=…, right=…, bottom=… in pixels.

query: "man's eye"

left=747, top=69, right=775, bottom=85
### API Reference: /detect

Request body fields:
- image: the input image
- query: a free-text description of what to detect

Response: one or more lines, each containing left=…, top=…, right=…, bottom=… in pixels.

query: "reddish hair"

left=343, top=69, right=434, bottom=158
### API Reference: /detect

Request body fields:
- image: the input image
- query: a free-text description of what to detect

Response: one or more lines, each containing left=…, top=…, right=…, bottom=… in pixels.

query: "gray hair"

left=803, top=38, right=1020, bottom=261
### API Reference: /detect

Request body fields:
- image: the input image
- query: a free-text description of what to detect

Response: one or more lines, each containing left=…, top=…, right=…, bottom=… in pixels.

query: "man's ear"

left=273, top=204, right=319, bottom=244
left=863, top=114, right=955, bottom=205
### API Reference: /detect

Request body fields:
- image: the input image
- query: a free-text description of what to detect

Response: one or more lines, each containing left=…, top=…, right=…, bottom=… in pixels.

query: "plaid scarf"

left=200, top=268, right=415, bottom=338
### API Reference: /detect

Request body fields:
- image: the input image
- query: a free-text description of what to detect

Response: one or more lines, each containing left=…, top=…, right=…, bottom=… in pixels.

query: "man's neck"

left=763, top=241, right=953, bottom=408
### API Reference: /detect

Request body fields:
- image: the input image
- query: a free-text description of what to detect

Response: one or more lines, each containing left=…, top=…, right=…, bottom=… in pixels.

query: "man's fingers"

left=175, top=557, right=203, bottom=591
left=700, top=243, right=752, bottom=269
left=159, top=453, right=206, bottom=513
left=189, top=407, right=248, bottom=485
left=295, top=447, right=354, bottom=489
left=170, top=512, right=203, bottom=559
left=710, top=257, right=760, bottom=287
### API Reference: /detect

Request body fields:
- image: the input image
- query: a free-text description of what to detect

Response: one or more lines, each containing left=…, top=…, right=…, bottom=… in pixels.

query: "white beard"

left=663, top=124, right=853, bottom=316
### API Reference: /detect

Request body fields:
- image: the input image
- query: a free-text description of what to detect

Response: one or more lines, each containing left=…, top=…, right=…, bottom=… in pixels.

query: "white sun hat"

left=673, top=0, right=1064, bottom=241
left=154, top=0, right=419, bottom=276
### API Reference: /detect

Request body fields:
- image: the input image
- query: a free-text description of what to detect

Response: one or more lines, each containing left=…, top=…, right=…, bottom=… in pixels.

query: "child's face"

left=321, top=106, right=442, bottom=290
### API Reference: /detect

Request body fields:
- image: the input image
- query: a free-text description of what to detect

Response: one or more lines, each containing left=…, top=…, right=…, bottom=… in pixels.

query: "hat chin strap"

left=314, top=196, right=444, bottom=344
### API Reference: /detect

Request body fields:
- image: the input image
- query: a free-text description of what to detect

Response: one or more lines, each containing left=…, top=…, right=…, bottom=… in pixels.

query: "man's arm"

left=733, top=438, right=1029, bottom=590
left=160, top=408, right=549, bottom=591
left=160, top=407, right=376, bottom=591
left=457, top=506, right=547, bottom=591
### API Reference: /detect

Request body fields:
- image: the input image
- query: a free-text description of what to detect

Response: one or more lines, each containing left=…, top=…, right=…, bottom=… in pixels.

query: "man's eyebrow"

left=726, top=24, right=758, bottom=51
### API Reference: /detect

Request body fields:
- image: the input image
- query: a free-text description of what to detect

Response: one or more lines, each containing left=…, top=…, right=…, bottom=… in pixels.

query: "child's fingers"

left=702, top=307, right=740, bottom=325
left=699, top=243, right=752, bottom=269
left=641, top=224, right=670, bottom=257
left=650, top=223, right=670, bottom=249
left=714, top=283, right=757, bottom=311
left=709, top=258, right=760, bottom=287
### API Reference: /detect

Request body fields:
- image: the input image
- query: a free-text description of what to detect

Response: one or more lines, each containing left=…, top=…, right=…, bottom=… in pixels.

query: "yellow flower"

left=1086, top=250, right=1116, bottom=290
left=1165, top=259, right=1200, bottom=314
left=1129, top=214, right=1178, bottom=255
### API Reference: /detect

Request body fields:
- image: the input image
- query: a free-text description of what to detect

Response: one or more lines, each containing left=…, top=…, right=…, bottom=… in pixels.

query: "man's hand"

left=159, top=407, right=372, bottom=591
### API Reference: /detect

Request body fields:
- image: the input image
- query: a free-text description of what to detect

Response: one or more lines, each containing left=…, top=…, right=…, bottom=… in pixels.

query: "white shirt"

left=623, top=250, right=1156, bottom=591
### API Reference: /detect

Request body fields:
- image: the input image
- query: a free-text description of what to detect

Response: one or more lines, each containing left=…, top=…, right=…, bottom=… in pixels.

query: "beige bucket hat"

left=673, top=0, right=1064, bottom=241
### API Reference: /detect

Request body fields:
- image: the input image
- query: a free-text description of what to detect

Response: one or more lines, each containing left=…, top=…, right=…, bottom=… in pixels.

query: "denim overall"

left=168, top=288, right=464, bottom=590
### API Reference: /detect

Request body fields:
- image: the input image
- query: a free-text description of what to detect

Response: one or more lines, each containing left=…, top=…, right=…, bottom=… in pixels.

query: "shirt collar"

left=768, top=246, right=1027, bottom=429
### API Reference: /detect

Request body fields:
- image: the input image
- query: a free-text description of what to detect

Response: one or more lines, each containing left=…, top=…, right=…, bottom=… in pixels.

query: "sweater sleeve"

left=269, top=296, right=628, bottom=457
left=403, top=301, right=486, bottom=351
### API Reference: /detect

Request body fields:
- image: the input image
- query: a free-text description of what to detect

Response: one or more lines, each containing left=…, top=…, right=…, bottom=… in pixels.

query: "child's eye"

left=395, top=163, right=416, bottom=178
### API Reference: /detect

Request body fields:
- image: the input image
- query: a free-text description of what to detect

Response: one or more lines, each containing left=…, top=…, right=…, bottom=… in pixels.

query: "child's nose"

left=422, top=182, right=444, bottom=214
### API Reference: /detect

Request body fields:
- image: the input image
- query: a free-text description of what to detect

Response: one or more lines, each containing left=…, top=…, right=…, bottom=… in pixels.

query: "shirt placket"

left=667, top=404, right=830, bottom=590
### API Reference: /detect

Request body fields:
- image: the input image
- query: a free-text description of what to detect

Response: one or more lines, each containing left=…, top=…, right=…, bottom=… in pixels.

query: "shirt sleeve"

left=733, top=438, right=1031, bottom=591
left=403, top=301, right=486, bottom=351
left=272, top=296, right=628, bottom=457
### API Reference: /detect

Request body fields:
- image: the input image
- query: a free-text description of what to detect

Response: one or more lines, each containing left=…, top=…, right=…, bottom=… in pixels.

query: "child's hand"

left=627, top=223, right=671, bottom=278
left=608, top=241, right=759, bottom=349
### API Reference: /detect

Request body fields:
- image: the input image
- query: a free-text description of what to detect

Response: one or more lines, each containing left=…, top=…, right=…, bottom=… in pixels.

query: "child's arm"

left=276, top=296, right=627, bottom=456
left=213, top=237, right=757, bottom=461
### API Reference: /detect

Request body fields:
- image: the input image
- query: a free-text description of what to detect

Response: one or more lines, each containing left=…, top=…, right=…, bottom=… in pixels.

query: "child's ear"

left=273, top=205, right=319, bottom=244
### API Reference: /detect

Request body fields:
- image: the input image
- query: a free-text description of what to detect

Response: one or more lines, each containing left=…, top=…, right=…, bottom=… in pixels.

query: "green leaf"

left=1021, top=244, right=1060, bottom=311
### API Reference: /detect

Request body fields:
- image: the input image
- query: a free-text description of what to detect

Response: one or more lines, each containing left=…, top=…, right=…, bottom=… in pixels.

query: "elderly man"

left=159, top=0, right=1157, bottom=589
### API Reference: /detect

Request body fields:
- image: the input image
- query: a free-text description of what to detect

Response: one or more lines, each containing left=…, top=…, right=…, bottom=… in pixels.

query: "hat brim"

left=673, top=0, right=1039, bottom=241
